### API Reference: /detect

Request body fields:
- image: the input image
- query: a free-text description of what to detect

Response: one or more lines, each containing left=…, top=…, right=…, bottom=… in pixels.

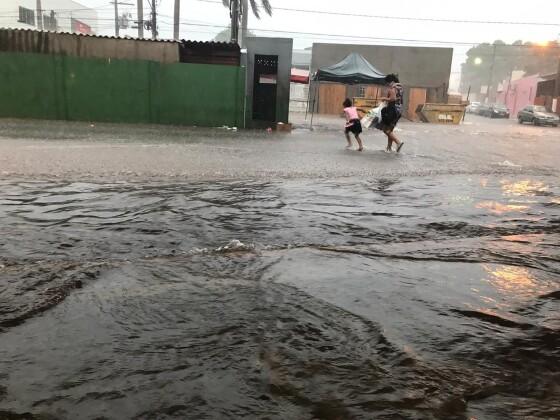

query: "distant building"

left=496, top=74, right=542, bottom=117
left=292, top=49, right=311, bottom=70
left=536, top=73, right=560, bottom=114
left=290, top=49, right=312, bottom=113
left=0, top=0, right=97, bottom=34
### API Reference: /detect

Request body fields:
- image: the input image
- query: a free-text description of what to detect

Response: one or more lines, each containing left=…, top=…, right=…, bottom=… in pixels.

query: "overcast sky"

left=83, top=0, right=560, bottom=90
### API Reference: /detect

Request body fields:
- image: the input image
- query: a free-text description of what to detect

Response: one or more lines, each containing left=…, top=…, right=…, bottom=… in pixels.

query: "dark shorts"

left=378, top=104, right=401, bottom=133
left=345, top=119, right=362, bottom=135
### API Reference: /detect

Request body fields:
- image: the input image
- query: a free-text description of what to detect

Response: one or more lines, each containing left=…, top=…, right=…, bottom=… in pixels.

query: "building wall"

left=245, top=37, right=293, bottom=127
left=0, top=52, right=245, bottom=127
left=497, top=74, right=542, bottom=117
left=311, top=43, right=453, bottom=89
left=0, top=0, right=97, bottom=34
left=289, top=83, right=308, bottom=113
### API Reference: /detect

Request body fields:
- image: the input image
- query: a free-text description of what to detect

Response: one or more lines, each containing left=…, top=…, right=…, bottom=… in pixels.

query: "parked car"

left=477, top=104, right=491, bottom=116
left=517, top=105, right=559, bottom=127
left=487, top=104, right=510, bottom=119
left=466, top=101, right=481, bottom=114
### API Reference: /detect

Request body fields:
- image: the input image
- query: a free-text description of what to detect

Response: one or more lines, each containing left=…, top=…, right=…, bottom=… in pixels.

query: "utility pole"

left=137, top=0, right=143, bottom=38
left=36, top=0, right=43, bottom=30
left=150, top=0, right=157, bottom=40
left=113, top=0, right=120, bottom=37
left=173, top=0, right=180, bottom=40
left=486, top=44, right=497, bottom=103
left=230, top=0, right=239, bottom=44
left=240, top=0, right=248, bottom=48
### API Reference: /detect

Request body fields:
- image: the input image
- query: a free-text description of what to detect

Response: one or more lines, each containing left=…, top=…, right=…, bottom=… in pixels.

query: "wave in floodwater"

left=0, top=175, right=559, bottom=419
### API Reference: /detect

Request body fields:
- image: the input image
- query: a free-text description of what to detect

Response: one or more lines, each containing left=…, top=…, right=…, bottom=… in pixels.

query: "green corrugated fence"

left=0, top=52, right=245, bottom=128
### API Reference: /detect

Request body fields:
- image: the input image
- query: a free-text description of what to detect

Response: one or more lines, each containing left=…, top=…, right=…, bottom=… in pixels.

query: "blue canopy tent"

left=308, top=53, right=387, bottom=127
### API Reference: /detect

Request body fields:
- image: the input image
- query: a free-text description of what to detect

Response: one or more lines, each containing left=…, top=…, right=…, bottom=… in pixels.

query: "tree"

left=222, top=0, right=272, bottom=46
left=214, top=26, right=255, bottom=43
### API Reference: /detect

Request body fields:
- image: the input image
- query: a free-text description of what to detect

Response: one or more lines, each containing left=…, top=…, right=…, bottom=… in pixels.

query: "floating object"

left=276, top=122, right=292, bottom=133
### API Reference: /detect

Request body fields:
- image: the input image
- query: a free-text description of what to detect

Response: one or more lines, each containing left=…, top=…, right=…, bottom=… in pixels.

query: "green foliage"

left=221, top=0, right=272, bottom=18
left=214, top=26, right=255, bottom=42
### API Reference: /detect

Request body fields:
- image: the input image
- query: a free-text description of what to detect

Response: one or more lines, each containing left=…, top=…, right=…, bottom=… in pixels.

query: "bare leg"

left=355, top=134, right=364, bottom=151
left=388, top=132, right=400, bottom=146
left=385, top=131, right=392, bottom=151
left=389, top=132, right=404, bottom=152
left=345, top=131, right=352, bottom=148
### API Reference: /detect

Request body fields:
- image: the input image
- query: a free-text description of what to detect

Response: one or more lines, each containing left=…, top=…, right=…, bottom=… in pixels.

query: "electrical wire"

left=172, top=19, right=560, bottom=50
left=195, top=0, right=560, bottom=27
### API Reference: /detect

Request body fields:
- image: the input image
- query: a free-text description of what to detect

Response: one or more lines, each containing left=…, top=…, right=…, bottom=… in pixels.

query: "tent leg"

left=305, top=83, right=312, bottom=120
left=310, top=85, right=318, bottom=129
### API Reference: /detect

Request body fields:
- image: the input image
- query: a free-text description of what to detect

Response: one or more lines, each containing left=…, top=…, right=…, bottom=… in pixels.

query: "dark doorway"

left=253, top=54, right=278, bottom=121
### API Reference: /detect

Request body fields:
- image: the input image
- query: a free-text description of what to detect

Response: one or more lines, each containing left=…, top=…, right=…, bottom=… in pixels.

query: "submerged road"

left=0, top=116, right=559, bottom=419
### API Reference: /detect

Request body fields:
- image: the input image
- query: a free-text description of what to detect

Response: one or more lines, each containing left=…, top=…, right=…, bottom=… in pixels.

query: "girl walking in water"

left=378, top=74, right=404, bottom=153
left=343, top=98, right=364, bottom=151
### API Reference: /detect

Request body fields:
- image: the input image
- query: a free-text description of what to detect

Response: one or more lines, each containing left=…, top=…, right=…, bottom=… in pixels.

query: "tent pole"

left=305, top=82, right=312, bottom=120
left=310, top=84, right=318, bottom=129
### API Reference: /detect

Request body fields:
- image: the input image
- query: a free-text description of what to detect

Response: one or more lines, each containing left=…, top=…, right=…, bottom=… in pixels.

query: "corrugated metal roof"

left=0, top=27, right=237, bottom=47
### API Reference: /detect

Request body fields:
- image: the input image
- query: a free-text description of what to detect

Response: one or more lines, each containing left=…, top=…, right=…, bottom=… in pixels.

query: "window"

left=358, top=86, right=366, bottom=97
left=18, top=6, right=35, bottom=26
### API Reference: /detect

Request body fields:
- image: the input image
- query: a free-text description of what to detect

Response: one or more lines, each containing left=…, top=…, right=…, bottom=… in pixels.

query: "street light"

left=474, top=57, right=483, bottom=65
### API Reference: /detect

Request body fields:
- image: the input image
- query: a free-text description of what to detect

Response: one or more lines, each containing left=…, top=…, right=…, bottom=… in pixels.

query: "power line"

left=175, top=19, right=560, bottom=50
left=195, top=0, right=560, bottom=27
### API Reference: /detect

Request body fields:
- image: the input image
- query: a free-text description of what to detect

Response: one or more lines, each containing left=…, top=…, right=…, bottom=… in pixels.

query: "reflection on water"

left=475, top=200, right=530, bottom=214
left=483, top=264, right=544, bottom=300
left=501, top=179, right=549, bottom=197
left=0, top=175, right=559, bottom=419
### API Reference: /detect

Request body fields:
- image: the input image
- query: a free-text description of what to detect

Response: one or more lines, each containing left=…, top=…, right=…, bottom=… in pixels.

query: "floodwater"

left=0, top=118, right=559, bottom=419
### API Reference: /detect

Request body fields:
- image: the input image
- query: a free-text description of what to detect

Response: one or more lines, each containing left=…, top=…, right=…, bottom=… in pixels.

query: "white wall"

left=290, top=83, right=309, bottom=113
left=0, top=0, right=97, bottom=34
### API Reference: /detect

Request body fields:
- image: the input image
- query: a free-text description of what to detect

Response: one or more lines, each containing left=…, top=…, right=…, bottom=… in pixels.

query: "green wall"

left=0, top=52, right=245, bottom=127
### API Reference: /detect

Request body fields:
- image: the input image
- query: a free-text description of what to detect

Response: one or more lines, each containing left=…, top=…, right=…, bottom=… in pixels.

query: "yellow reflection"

left=501, top=180, right=548, bottom=197
left=475, top=201, right=529, bottom=215
left=502, top=234, right=533, bottom=243
left=483, top=264, right=542, bottom=298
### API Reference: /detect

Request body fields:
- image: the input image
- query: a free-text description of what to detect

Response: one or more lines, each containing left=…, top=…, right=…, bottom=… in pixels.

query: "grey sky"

left=83, top=0, right=560, bottom=90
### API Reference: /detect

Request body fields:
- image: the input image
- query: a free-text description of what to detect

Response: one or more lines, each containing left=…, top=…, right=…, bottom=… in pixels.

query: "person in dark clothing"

left=377, top=74, right=404, bottom=153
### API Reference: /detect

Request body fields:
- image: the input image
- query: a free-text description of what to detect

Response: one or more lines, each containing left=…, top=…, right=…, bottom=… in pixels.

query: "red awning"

left=291, top=68, right=309, bottom=84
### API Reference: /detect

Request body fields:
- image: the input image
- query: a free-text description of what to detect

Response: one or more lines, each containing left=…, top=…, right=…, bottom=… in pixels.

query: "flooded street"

left=0, top=117, right=559, bottom=419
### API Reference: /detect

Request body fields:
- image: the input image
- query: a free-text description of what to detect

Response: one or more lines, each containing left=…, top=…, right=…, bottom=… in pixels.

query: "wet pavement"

left=0, top=115, right=558, bottom=181
left=0, top=116, right=559, bottom=419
